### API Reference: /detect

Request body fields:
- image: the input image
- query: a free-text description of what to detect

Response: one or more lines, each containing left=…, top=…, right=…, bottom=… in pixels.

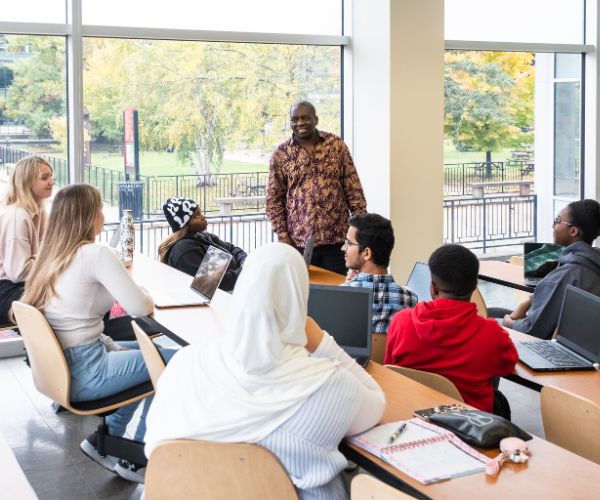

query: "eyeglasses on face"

left=343, top=238, right=362, bottom=249
left=552, top=216, right=573, bottom=228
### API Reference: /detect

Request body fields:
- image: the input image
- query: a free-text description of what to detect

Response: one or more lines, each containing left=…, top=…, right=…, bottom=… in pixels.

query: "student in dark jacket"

left=504, top=199, right=600, bottom=339
left=158, top=198, right=247, bottom=292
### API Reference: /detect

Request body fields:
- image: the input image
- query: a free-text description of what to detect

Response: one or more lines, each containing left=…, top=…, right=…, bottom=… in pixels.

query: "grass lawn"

left=443, top=144, right=515, bottom=164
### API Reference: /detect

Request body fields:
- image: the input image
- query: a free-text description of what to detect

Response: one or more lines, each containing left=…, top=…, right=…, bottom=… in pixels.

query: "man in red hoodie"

left=384, top=244, right=518, bottom=413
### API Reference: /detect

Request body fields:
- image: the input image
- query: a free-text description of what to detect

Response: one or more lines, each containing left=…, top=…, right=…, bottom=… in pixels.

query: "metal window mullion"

left=80, top=25, right=350, bottom=46
left=445, top=40, right=593, bottom=54
left=0, top=21, right=70, bottom=36
left=67, top=0, right=84, bottom=184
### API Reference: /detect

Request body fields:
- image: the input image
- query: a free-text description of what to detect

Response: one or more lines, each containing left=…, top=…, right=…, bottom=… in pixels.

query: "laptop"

left=523, top=243, right=564, bottom=286
left=405, top=262, right=431, bottom=302
left=303, top=235, right=315, bottom=268
left=307, top=284, right=372, bottom=366
left=516, top=285, right=600, bottom=372
left=152, top=245, right=233, bottom=308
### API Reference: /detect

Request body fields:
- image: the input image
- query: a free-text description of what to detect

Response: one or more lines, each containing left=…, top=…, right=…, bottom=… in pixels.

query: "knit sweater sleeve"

left=312, top=332, right=385, bottom=435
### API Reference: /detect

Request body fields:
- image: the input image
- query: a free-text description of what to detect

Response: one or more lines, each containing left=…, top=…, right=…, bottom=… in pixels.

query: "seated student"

left=20, top=184, right=176, bottom=484
left=0, top=156, right=54, bottom=325
left=145, top=243, right=385, bottom=499
left=342, top=213, right=417, bottom=333
left=504, top=199, right=600, bottom=339
left=158, top=197, right=247, bottom=292
left=385, top=244, right=518, bottom=413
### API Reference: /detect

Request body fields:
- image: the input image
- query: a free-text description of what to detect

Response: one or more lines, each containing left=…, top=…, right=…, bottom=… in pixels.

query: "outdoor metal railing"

left=443, top=194, right=537, bottom=252
left=444, top=161, right=534, bottom=197
left=98, top=212, right=275, bottom=257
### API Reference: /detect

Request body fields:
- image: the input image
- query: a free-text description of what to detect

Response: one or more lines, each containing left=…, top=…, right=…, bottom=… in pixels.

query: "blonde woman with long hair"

left=158, top=197, right=246, bottom=291
left=0, top=156, right=53, bottom=324
left=21, top=184, right=176, bottom=483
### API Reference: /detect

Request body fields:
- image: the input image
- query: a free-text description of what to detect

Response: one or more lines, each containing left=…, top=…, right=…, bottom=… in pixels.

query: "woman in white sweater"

left=145, top=243, right=386, bottom=499
left=0, top=156, right=54, bottom=324
left=21, top=184, right=175, bottom=484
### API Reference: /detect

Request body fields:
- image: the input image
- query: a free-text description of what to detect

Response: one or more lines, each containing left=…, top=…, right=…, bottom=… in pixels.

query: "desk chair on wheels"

left=11, top=301, right=154, bottom=467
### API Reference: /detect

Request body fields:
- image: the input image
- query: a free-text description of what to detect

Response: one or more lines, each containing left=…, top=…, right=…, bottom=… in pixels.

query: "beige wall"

left=348, top=0, right=444, bottom=282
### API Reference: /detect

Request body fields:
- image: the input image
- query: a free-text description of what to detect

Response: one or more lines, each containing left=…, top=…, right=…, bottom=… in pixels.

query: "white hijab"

left=145, top=243, right=338, bottom=453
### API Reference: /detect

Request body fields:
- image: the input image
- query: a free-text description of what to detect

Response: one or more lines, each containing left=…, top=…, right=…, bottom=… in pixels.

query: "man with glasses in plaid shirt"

left=342, top=214, right=418, bottom=333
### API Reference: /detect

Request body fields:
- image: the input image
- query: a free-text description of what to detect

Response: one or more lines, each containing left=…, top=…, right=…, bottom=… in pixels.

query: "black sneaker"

left=80, top=432, right=118, bottom=472
left=114, top=459, right=146, bottom=484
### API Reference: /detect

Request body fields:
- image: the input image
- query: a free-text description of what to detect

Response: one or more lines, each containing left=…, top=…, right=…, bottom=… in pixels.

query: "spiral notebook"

left=347, top=418, right=489, bottom=484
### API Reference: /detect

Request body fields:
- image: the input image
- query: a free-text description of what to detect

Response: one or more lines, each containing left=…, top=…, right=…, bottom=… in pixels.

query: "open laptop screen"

left=524, top=243, right=564, bottom=283
left=190, top=245, right=233, bottom=301
left=405, top=262, right=432, bottom=302
left=307, top=285, right=372, bottom=350
left=556, top=285, right=600, bottom=362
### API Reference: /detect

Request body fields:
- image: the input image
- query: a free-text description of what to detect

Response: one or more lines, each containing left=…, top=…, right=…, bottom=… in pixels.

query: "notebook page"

left=383, top=440, right=486, bottom=484
left=347, top=420, right=441, bottom=456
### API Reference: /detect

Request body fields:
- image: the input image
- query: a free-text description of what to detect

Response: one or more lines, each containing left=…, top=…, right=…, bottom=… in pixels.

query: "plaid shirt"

left=342, top=273, right=418, bottom=333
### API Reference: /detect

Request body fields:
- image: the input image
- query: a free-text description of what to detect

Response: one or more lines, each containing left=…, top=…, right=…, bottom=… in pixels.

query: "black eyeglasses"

left=343, top=239, right=363, bottom=249
left=553, top=216, right=573, bottom=228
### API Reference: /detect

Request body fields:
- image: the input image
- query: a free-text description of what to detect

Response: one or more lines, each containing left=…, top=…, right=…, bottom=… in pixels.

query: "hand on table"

left=503, top=297, right=532, bottom=328
left=305, top=316, right=324, bottom=353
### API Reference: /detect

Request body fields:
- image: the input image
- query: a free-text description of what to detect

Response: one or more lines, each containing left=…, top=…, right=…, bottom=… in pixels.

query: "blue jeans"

left=64, top=339, right=176, bottom=442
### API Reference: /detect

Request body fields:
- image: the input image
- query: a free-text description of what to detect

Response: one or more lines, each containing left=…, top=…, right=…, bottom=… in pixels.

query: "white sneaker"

left=115, top=459, right=146, bottom=484
left=80, top=432, right=118, bottom=472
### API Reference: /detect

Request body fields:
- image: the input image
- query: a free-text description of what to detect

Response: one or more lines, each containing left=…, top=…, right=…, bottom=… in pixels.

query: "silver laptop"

left=516, top=285, right=600, bottom=372
left=303, top=235, right=315, bottom=268
left=153, top=245, right=233, bottom=308
left=405, top=262, right=431, bottom=302
left=523, top=243, right=564, bottom=287
left=307, top=284, right=372, bottom=366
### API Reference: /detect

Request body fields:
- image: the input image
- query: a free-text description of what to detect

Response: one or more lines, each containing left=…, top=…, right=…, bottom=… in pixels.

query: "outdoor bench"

left=470, top=180, right=533, bottom=198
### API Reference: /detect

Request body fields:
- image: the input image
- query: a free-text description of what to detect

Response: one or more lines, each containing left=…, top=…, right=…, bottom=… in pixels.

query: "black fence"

left=444, top=195, right=537, bottom=252
left=444, top=161, right=534, bottom=197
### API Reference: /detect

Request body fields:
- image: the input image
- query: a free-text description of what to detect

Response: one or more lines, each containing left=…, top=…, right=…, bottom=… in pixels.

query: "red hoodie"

left=384, top=298, right=518, bottom=412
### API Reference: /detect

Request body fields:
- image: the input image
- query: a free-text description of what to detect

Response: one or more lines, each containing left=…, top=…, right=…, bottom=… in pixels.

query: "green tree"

left=4, top=36, right=65, bottom=139
left=444, top=51, right=534, bottom=173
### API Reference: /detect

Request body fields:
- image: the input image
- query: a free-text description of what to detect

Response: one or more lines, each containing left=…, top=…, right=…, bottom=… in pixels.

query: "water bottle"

left=119, top=209, right=134, bottom=266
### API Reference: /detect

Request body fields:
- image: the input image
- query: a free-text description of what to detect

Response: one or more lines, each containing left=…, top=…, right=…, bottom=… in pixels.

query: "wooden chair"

left=371, top=333, right=387, bottom=364
left=351, top=474, right=414, bottom=499
left=145, top=439, right=298, bottom=500
left=384, top=365, right=464, bottom=402
left=131, top=321, right=166, bottom=388
left=508, top=255, right=524, bottom=266
left=11, top=301, right=154, bottom=465
left=540, top=385, right=600, bottom=464
left=471, top=287, right=488, bottom=318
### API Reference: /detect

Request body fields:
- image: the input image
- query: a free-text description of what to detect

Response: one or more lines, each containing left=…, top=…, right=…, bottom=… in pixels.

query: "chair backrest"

left=351, top=474, right=414, bottom=499
left=145, top=439, right=298, bottom=500
left=11, top=301, right=71, bottom=408
left=540, top=385, right=600, bottom=464
left=471, top=287, right=488, bottom=318
left=384, top=365, right=464, bottom=402
left=508, top=255, right=524, bottom=266
left=131, top=321, right=166, bottom=388
left=371, top=333, right=387, bottom=364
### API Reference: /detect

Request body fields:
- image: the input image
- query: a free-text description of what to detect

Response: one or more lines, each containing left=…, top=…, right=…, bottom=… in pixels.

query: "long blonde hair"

left=4, top=156, right=52, bottom=215
left=21, top=184, right=103, bottom=309
left=158, top=228, right=188, bottom=262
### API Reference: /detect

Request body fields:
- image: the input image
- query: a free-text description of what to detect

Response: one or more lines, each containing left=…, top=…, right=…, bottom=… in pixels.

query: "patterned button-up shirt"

left=342, top=273, right=419, bottom=333
left=267, top=130, right=367, bottom=248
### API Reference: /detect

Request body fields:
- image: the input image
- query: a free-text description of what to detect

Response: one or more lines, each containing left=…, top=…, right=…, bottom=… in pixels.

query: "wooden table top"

left=356, top=362, right=600, bottom=499
left=131, top=254, right=600, bottom=498
left=478, top=260, right=534, bottom=292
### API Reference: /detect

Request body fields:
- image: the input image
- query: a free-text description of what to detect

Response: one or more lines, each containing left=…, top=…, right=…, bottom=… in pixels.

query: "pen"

left=388, top=422, right=407, bottom=444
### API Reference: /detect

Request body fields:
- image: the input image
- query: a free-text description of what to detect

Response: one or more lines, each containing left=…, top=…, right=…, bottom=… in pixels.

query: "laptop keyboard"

left=521, top=341, right=590, bottom=367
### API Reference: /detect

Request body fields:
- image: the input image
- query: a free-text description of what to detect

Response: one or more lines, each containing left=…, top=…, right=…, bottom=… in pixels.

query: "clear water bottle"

left=119, top=209, right=134, bottom=266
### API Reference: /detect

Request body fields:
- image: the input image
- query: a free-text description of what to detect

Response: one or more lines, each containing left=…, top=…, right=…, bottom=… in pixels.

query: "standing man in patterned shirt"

left=342, top=214, right=418, bottom=333
left=267, top=100, right=367, bottom=275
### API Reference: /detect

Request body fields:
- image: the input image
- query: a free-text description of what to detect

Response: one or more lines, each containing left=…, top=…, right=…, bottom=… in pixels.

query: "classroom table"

left=131, top=255, right=600, bottom=499
left=478, top=259, right=534, bottom=293
left=506, top=328, right=600, bottom=404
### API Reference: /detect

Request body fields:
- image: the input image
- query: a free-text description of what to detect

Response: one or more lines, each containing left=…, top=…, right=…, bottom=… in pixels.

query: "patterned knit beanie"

left=162, top=197, right=199, bottom=232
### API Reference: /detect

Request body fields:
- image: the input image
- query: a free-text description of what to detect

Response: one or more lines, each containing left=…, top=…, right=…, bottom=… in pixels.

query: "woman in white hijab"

left=145, top=242, right=385, bottom=499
